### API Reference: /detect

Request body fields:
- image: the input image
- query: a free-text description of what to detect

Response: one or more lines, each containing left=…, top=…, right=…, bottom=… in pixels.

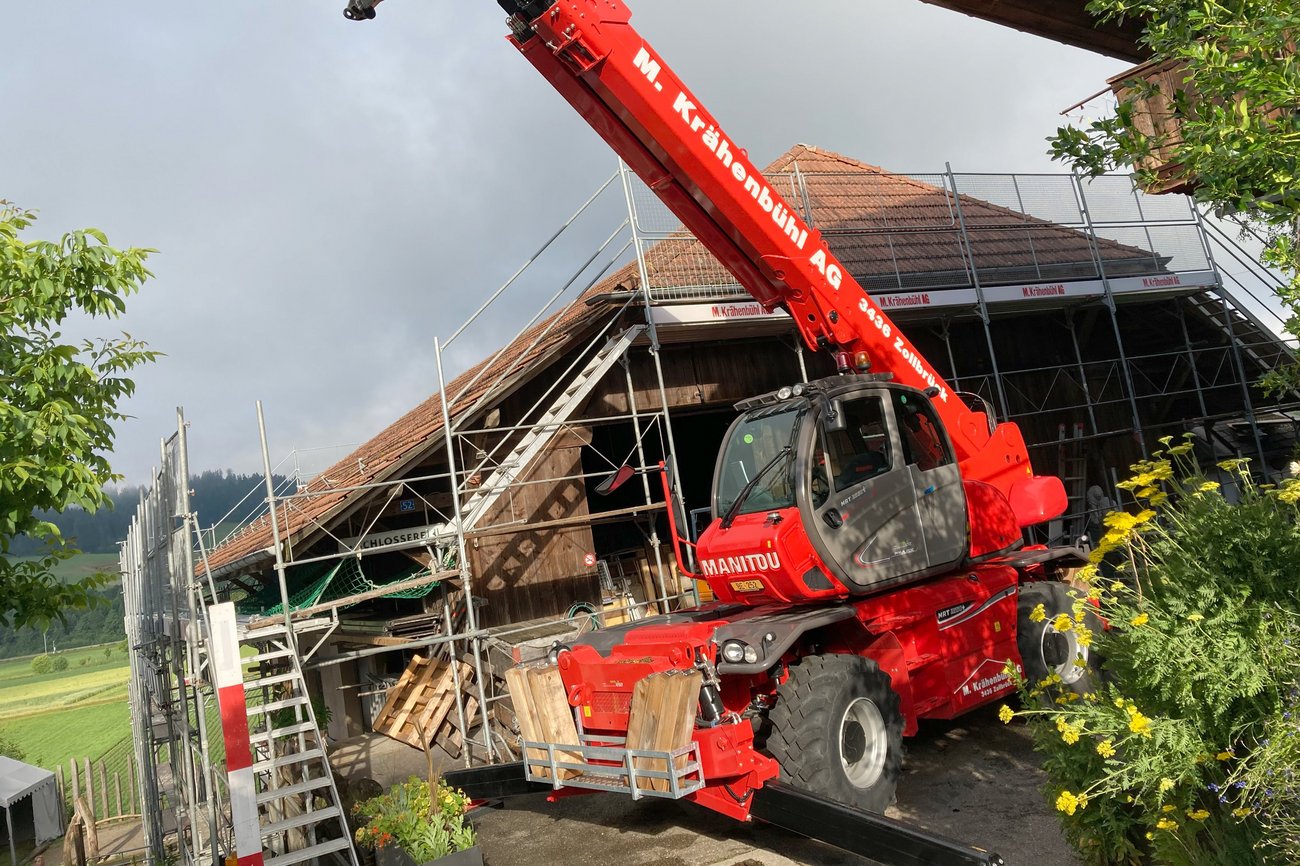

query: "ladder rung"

left=248, top=648, right=294, bottom=665
left=256, top=774, right=332, bottom=805
left=241, top=623, right=290, bottom=642
left=261, top=805, right=342, bottom=839
left=262, top=836, right=352, bottom=866
left=250, top=721, right=318, bottom=743
left=245, top=671, right=300, bottom=690
left=248, top=696, right=310, bottom=716
left=251, top=748, right=325, bottom=775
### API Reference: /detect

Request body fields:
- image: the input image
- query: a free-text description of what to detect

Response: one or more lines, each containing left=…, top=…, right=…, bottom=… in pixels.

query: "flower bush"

left=352, top=777, right=476, bottom=863
left=1002, top=436, right=1300, bottom=865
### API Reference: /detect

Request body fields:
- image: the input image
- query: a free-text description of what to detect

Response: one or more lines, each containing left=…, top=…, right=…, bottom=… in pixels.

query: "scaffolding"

left=122, top=159, right=1296, bottom=864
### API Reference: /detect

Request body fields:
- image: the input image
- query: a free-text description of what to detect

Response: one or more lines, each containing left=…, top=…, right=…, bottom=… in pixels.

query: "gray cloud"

left=3, top=0, right=1126, bottom=487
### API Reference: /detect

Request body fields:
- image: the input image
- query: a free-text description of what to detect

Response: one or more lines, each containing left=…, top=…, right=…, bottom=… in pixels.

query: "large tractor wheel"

left=1017, top=580, right=1102, bottom=699
left=766, top=653, right=904, bottom=813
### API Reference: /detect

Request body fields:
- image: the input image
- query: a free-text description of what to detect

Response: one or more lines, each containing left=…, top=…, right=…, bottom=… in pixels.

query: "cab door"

left=801, top=388, right=968, bottom=593
left=891, top=389, right=967, bottom=570
left=803, top=392, right=929, bottom=590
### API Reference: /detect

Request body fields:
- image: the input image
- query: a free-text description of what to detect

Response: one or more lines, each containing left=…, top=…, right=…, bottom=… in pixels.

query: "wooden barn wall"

left=591, top=337, right=813, bottom=415
left=468, top=432, right=598, bottom=629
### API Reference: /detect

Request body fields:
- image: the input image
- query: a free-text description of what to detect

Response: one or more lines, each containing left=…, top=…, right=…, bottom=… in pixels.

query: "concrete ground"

left=332, top=704, right=1080, bottom=866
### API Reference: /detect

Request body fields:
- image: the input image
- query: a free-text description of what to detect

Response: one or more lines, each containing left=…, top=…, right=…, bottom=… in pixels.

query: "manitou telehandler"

left=344, top=2, right=1097, bottom=862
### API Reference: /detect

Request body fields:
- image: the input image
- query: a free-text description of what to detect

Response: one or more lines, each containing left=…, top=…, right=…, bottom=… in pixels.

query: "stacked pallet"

left=372, top=654, right=479, bottom=756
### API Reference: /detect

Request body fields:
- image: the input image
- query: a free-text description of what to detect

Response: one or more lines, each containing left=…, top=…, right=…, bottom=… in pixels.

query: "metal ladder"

left=458, top=324, right=645, bottom=531
left=241, top=619, right=358, bottom=866
left=1052, top=422, right=1088, bottom=544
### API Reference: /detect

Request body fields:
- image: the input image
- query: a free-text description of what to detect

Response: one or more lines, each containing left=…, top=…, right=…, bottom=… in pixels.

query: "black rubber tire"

left=766, top=653, right=904, bottom=813
left=1017, top=581, right=1103, bottom=699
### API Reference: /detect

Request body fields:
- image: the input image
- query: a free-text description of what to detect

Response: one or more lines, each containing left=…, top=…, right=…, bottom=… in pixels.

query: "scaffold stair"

left=242, top=621, right=358, bottom=866
left=1185, top=291, right=1290, bottom=380
left=459, top=324, right=645, bottom=531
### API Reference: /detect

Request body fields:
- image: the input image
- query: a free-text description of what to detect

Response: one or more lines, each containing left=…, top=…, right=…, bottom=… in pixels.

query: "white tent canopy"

left=0, top=757, right=62, bottom=865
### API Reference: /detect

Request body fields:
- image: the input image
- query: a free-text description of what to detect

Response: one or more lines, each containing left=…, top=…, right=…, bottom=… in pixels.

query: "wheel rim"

left=839, top=697, right=888, bottom=788
left=1041, top=621, right=1088, bottom=684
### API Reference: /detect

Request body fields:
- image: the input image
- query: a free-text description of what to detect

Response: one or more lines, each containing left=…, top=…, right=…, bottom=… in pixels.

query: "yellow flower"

left=1056, top=720, right=1081, bottom=744
left=1217, top=458, right=1250, bottom=474
left=1188, top=809, right=1210, bottom=821
left=1216, top=751, right=1233, bottom=761
left=1114, top=697, right=1126, bottom=708
left=1028, top=603, right=1046, bottom=623
left=1156, top=817, right=1178, bottom=831
left=1233, top=807, right=1253, bottom=818
left=1104, top=512, right=1141, bottom=534
left=1167, top=442, right=1194, bottom=457
left=1158, top=778, right=1175, bottom=794
left=1136, top=485, right=1158, bottom=498
left=1187, top=613, right=1204, bottom=623
left=1052, top=613, right=1073, bottom=632
left=1077, top=564, right=1099, bottom=584
left=1149, top=491, right=1169, bottom=506
left=1199, top=481, right=1220, bottom=492
left=1055, top=790, right=1081, bottom=815
left=1161, top=804, right=1176, bottom=813
left=1110, top=581, right=1125, bottom=592
left=1076, top=627, right=1093, bottom=648
left=1129, top=711, right=1153, bottom=737
left=1096, top=739, right=1116, bottom=758
left=1133, top=509, right=1157, bottom=526
left=998, top=705, right=1014, bottom=724
left=1130, top=613, right=1150, bottom=627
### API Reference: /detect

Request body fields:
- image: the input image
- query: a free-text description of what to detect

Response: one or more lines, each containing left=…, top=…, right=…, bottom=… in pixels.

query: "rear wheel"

left=766, top=653, right=903, bottom=813
left=1017, top=580, right=1102, bottom=699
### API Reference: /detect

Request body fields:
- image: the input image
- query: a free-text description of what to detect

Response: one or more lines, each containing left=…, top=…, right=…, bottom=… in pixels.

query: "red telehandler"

left=345, top=1, right=1096, bottom=863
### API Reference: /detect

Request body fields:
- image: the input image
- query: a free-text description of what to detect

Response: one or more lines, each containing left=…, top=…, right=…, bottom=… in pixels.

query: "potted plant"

left=352, top=776, right=480, bottom=866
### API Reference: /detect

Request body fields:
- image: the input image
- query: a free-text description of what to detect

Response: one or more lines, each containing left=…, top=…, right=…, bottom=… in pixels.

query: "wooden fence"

left=54, top=752, right=139, bottom=824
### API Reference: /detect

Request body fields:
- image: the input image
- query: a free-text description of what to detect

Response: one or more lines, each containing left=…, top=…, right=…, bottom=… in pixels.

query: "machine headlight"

left=776, top=386, right=793, bottom=400
left=721, top=640, right=747, bottom=664
left=742, top=645, right=759, bottom=664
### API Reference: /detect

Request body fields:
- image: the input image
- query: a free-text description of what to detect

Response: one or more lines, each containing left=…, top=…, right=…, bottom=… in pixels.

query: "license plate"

left=730, top=579, right=764, bottom=593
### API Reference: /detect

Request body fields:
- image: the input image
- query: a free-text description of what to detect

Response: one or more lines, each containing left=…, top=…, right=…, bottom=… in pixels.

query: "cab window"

left=816, top=397, right=892, bottom=499
left=893, top=391, right=950, bottom=471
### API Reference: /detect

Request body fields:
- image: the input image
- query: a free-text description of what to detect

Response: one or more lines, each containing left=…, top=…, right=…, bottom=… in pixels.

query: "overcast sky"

left=5, top=0, right=1131, bottom=489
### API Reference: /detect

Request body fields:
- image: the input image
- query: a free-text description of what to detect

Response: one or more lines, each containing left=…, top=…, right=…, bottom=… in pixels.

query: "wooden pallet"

left=372, top=654, right=475, bottom=751
left=626, top=670, right=701, bottom=792
left=504, top=663, right=583, bottom=780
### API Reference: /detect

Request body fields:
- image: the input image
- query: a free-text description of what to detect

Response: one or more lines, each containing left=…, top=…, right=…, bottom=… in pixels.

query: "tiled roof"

left=205, top=144, right=1161, bottom=574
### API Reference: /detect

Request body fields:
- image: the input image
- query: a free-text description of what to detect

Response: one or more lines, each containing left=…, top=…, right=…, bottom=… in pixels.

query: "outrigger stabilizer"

left=443, top=762, right=1006, bottom=866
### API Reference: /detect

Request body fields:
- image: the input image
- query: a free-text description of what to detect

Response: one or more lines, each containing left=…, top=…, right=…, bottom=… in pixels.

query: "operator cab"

left=706, top=375, right=968, bottom=598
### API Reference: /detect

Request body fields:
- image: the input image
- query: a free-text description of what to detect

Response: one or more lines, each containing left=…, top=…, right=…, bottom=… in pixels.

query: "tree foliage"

left=1049, top=0, right=1300, bottom=387
left=0, top=202, right=158, bottom=629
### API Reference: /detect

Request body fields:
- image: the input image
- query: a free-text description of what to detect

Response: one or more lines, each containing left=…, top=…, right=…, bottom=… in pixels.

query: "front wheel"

left=1017, top=580, right=1102, bottom=699
left=766, top=653, right=904, bottom=813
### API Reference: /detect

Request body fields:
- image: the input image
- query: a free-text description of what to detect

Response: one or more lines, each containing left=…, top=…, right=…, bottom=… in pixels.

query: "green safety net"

left=235, top=556, right=445, bottom=617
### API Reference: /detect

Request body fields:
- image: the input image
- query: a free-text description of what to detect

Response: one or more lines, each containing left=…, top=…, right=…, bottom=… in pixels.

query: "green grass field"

left=13, top=552, right=120, bottom=585
left=0, top=643, right=130, bottom=770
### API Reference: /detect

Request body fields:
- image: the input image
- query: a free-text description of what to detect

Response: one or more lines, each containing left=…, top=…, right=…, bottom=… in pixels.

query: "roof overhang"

left=915, top=0, right=1149, bottom=63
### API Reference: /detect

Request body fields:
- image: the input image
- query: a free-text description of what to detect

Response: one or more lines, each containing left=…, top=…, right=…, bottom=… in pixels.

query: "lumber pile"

left=372, top=654, right=478, bottom=755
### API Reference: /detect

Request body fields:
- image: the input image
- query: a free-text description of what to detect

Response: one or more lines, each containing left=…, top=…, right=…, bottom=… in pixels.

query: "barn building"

left=201, top=144, right=1295, bottom=738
